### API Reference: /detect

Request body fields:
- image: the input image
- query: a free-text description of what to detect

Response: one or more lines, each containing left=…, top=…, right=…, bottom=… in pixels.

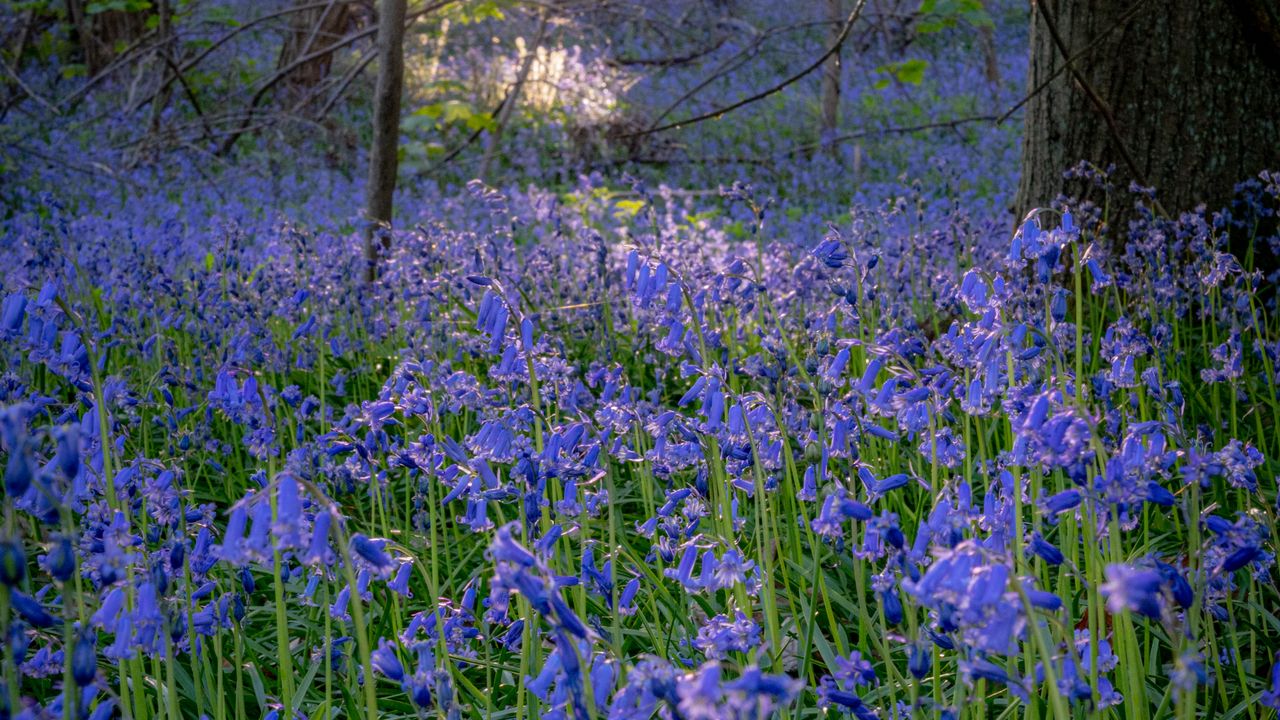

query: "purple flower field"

left=1, top=2, right=1279, bottom=719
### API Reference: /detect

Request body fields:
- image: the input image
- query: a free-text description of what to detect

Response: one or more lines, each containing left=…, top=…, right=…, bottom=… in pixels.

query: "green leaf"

left=457, top=0, right=504, bottom=24
left=207, top=5, right=239, bottom=26
left=874, top=59, right=929, bottom=87
left=917, top=0, right=992, bottom=32
left=464, top=112, right=496, bottom=132
left=413, top=102, right=445, bottom=119
left=613, top=199, right=646, bottom=220
left=290, top=658, right=323, bottom=716
left=895, top=58, right=928, bottom=84
left=86, top=0, right=151, bottom=14
left=440, top=99, right=474, bottom=125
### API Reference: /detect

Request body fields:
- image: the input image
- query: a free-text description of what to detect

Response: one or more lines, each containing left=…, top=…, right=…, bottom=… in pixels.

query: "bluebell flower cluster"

left=0, top=6, right=1278, bottom=716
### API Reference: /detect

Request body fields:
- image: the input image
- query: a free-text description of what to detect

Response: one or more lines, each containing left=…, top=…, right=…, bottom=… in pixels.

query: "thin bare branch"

left=217, top=0, right=457, bottom=155
left=622, top=0, right=869, bottom=139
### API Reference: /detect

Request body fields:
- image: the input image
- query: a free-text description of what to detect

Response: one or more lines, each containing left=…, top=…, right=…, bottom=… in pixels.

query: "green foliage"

left=873, top=58, right=929, bottom=89
left=86, top=0, right=152, bottom=14
left=453, top=0, right=505, bottom=24
left=916, top=0, right=994, bottom=33
left=409, top=100, right=498, bottom=133
left=205, top=5, right=240, bottom=27
left=612, top=198, right=647, bottom=220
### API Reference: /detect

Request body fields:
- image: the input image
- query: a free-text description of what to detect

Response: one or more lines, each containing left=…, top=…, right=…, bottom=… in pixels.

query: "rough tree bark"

left=1016, top=0, right=1280, bottom=227
left=819, top=0, right=842, bottom=158
left=363, top=0, right=407, bottom=283
left=277, top=0, right=359, bottom=103
left=977, top=0, right=999, bottom=87
left=65, top=0, right=148, bottom=76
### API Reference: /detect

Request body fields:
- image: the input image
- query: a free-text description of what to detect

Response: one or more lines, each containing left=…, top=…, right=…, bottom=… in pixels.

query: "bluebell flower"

left=371, top=638, right=405, bottom=682
left=0, top=293, right=25, bottom=338
left=1144, top=481, right=1176, bottom=507
left=618, top=577, right=641, bottom=617
left=330, top=585, right=351, bottom=621
left=350, top=534, right=395, bottom=576
left=0, top=538, right=25, bottom=586
left=834, top=651, right=878, bottom=688
left=72, top=629, right=97, bottom=686
left=1041, top=488, right=1082, bottom=516
left=1100, top=564, right=1164, bottom=619
left=908, top=642, right=931, bottom=679
left=1085, top=258, right=1111, bottom=290
left=54, top=424, right=79, bottom=480
left=402, top=643, right=441, bottom=709
left=272, top=475, right=306, bottom=549
left=11, top=590, right=54, bottom=627
left=665, top=543, right=702, bottom=591
left=216, top=503, right=251, bottom=567
left=813, top=238, right=849, bottom=268
left=723, top=665, right=803, bottom=703
left=4, top=440, right=33, bottom=496
left=694, top=611, right=760, bottom=659
left=302, top=509, right=333, bottom=566
left=591, top=655, right=616, bottom=710
left=491, top=523, right=538, bottom=567
left=822, top=347, right=850, bottom=384
left=816, top=681, right=877, bottom=720
left=710, top=549, right=754, bottom=591
left=92, top=587, right=126, bottom=628
left=1170, top=651, right=1208, bottom=700
left=881, top=589, right=904, bottom=625
left=959, top=269, right=989, bottom=312
left=1027, top=532, right=1065, bottom=565
left=960, top=658, right=1029, bottom=702
left=1217, top=545, right=1261, bottom=575
left=389, top=561, right=414, bottom=597
left=797, top=465, right=819, bottom=502
left=817, top=652, right=879, bottom=718
left=1262, top=651, right=1280, bottom=709
left=88, top=699, right=116, bottom=720
left=299, top=574, right=321, bottom=606
left=1050, top=289, right=1068, bottom=323
left=526, top=646, right=563, bottom=700
left=45, top=535, right=76, bottom=581
left=860, top=467, right=910, bottom=500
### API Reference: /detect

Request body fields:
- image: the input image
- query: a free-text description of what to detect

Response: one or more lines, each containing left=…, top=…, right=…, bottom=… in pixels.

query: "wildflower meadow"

left=1, top=2, right=1278, bottom=720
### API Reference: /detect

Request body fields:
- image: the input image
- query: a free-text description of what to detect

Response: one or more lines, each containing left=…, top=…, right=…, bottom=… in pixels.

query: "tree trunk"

left=148, top=0, right=172, bottom=134
left=977, top=0, right=999, bottom=87
left=819, top=0, right=842, bottom=158
left=363, top=0, right=407, bottom=283
left=1016, top=0, right=1280, bottom=228
left=65, top=0, right=148, bottom=76
left=277, top=0, right=359, bottom=106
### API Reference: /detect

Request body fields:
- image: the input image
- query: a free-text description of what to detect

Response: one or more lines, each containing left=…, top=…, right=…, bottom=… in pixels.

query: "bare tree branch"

left=218, top=1, right=457, bottom=155
left=123, top=1, right=350, bottom=113
left=622, top=0, right=869, bottom=139
left=1, top=55, right=59, bottom=115
left=605, top=37, right=730, bottom=68
left=159, top=50, right=213, bottom=143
